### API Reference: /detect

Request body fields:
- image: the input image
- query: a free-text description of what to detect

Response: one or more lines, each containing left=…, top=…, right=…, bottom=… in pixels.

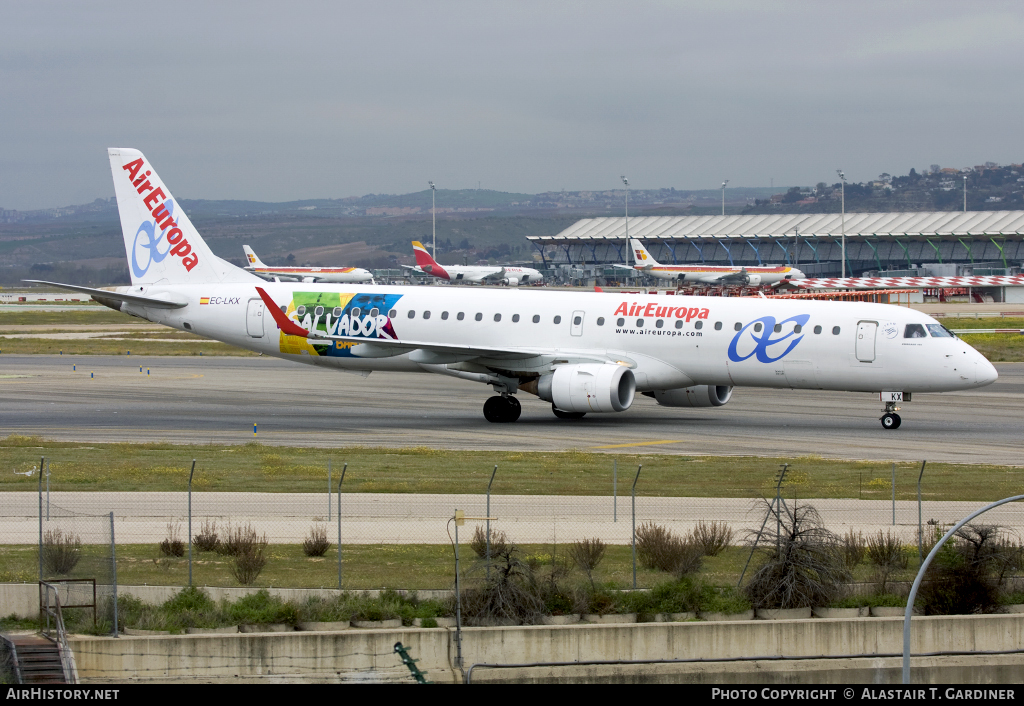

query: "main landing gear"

left=483, top=395, right=521, bottom=423
left=880, top=401, right=902, bottom=430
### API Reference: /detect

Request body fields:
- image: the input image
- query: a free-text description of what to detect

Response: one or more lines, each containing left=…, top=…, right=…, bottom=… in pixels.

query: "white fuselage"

left=636, top=265, right=804, bottom=285
left=120, top=283, right=996, bottom=396
left=414, top=264, right=543, bottom=284
left=245, top=266, right=374, bottom=283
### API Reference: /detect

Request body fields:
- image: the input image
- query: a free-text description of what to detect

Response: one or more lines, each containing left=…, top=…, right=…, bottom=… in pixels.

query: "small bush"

left=228, top=589, right=297, bottom=625
left=42, top=529, right=81, bottom=576
left=866, top=530, right=909, bottom=593
left=742, top=500, right=850, bottom=610
left=460, top=542, right=544, bottom=625
left=302, top=524, right=331, bottom=557
left=568, top=538, right=606, bottom=590
left=840, top=529, right=866, bottom=569
left=192, top=520, right=220, bottom=552
left=635, top=522, right=703, bottom=577
left=219, top=523, right=260, bottom=557
left=229, top=527, right=268, bottom=585
left=919, top=524, right=1014, bottom=615
left=693, top=521, right=733, bottom=557
left=470, top=526, right=508, bottom=559
left=159, top=522, right=185, bottom=558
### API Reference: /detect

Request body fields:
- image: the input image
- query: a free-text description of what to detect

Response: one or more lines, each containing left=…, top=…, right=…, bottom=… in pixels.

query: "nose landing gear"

left=483, top=395, right=521, bottom=423
left=880, top=401, right=902, bottom=429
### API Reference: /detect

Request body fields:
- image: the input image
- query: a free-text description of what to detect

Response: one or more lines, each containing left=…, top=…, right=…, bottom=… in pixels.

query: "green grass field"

left=0, top=542, right=925, bottom=591
left=2, top=436, right=1020, bottom=500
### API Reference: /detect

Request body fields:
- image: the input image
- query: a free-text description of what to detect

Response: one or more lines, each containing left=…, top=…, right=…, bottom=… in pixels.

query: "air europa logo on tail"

left=122, top=158, right=199, bottom=274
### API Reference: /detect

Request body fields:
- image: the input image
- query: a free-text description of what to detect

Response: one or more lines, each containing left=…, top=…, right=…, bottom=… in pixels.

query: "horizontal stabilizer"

left=22, top=280, right=187, bottom=309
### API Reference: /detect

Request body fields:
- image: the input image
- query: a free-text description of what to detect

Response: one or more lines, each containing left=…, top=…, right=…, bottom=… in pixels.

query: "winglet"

left=256, top=287, right=309, bottom=337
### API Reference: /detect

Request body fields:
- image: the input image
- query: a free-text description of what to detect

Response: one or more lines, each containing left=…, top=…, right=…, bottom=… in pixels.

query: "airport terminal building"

left=528, top=212, right=1024, bottom=287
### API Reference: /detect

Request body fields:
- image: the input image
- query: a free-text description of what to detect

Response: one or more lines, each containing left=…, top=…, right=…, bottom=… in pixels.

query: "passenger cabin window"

left=475, top=313, right=483, bottom=321
left=512, top=314, right=520, bottom=322
left=636, top=318, right=644, bottom=327
left=314, top=306, right=324, bottom=317
left=441, top=311, right=449, bottom=320
left=574, top=315, right=582, bottom=325
left=457, top=312, right=465, bottom=320
left=753, top=323, right=763, bottom=333
left=407, top=310, right=415, bottom=319
left=927, top=324, right=955, bottom=338
left=554, top=315, right=562, bottom=324
left=695, top=321, right=703, bottom=330
left=675, top=320, right=683, bottom=329
left=813, top=325, right=822, bottom=334
left=617, top=317, right=625, bottom=326
left=369, top=308, right=378, bottom=317
left=794, top=324, right=802, bottom=333
left=350, top=307, right=360, bottom=318
left=388, top=309, right=397, bottom=318
left=423, top=311, right=431, bottom=319
left=655, top=319, right=664, bottom=328
left=333, top=307, right=343, bottom=318
left=773, top=324, right=781, bottom=332
left=597, top=317, right=605, bottom=326
left=714, top=321, right=722, bottom=331
left=296, top=305, right=306, bottom=317
left=832, top=326, right=841, bottom=335
left=734, top=322, right=742, bottom=331
left=904, top=324, right=927, bottom=338
left=494, top=313, right=501, bottom=322
left=532, top=315, right=540, bottom=323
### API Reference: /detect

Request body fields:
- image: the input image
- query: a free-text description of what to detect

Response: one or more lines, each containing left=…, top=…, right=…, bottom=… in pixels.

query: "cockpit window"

left=904, top=324, right=927, bottom=339
left=927, top=324, right=955, bottom=338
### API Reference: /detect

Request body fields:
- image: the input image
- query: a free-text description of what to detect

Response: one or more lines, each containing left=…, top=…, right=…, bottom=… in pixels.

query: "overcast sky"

left=2, top=1, right=1023, bottom=210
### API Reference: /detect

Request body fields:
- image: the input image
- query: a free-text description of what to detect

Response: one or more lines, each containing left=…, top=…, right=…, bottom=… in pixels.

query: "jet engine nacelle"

left=502, top=277, right=520, bottom=286
left=745, top=274, right=761, bottom=286
left=650, top=385, right=733, bottom=408
left=536, top=364, right=636, bottom=413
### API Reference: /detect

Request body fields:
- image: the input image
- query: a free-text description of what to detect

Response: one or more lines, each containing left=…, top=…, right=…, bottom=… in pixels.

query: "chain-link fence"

left=3, top=457, right=1023, bottom=591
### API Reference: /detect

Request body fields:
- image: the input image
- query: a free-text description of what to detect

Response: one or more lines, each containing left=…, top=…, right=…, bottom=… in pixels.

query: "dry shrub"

left=920, top=524, right=1022, bottom=615
left=192, top=519, right=220, bottom=552
left=568, top=538, right=607, bottom=589
left=302, top=523, right=331, bottom=557
left=159, top=522, right=185, bottom=557
left=866, top=530, right=909, bottom=593
left=219, top=523, right=261, bottom=556
left=460, top=542, right=543, bottom=625
left=694, top=520, right=733, bottom=557
left=742, top=500, right=850, bottom=610
left=841, top=529, right=866, bottom=569
left=42, top=529, right=81, bottom=575
left=231, top=529, right=269, bottom=585
left=470, top=526, right=509, bottom=560
left=635, top=522, right=703, bottom=577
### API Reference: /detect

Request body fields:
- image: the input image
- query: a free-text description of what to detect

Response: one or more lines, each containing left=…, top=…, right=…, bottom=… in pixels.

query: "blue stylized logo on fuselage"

left=727, top=314, right=811, bottom=363
left=131, top=200, right=175, bottom=278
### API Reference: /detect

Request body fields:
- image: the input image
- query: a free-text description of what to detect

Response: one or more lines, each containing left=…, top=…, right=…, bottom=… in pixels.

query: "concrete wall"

left=63, top=615, right=1024, bottom=684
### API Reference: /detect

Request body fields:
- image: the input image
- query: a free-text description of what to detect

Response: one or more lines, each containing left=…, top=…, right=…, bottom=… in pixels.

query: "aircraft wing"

left=23, top=280, right=188, bottom=309
left=697, top=269, right=747, bottom=285
left=478, top=268, right=507, bottom=282
left=400, top=265, right=425, bottom=273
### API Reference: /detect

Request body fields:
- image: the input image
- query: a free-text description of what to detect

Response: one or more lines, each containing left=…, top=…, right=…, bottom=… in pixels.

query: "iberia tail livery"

left=28, top=149, right=997, bottom=431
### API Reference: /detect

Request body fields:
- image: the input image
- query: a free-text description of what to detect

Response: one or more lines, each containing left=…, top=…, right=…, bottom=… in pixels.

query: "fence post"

left=486, top=465, right=497, bottom=581
left=328, top=459, right=332, bottom=522
left=110, top=512, right=118, bottom=638
left=631, top=465, right=642, bottom=589
left=337, top=463, right=347, bottom=590
left=892, top=462, right=896, bottom=526
left=613, top=459, right=617, bottom=523
left=454, top=510, right=463, bottom=669
left=46, top=461, right=50, bottom=521
left=187, top=459, right=196, bottom=586
left=38, top=456, right=44, bottom=584
left=917, top=460, right=927, bottom=560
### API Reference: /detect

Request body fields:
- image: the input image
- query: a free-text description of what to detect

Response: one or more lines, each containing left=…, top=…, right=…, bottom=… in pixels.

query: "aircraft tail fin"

left=411, top=241, right=450, bottom=279
left=630, top=238, right=660, bottom=267
left=243, top=245, right=268, bottom=269
left=108, top=148, right=256, bottom=285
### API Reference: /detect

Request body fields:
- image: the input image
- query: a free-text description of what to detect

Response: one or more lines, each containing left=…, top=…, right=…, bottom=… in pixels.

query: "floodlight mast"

left=621, top=176, right=630, bottom=266
left=963, top=175, right=968, bottom=213
left=721, top=179, right=729, bottom=216
left=428, top=181, right=436, bottom=260
left=837, top=170, right=846, bottom=278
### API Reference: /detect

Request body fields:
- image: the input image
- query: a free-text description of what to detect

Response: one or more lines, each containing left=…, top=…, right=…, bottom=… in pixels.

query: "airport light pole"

left=837, top=170, right=846, bottom=278
left=429, top=181, right=436, bottom=259
left=621, top=176, right=630, bottom=267
left=963, top=175, right=967, bottom=213
left=721, top=179, right=729, bottom=216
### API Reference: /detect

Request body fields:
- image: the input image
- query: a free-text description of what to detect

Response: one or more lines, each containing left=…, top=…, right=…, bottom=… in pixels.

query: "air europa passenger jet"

left=31, top=149, right=998, bottom=429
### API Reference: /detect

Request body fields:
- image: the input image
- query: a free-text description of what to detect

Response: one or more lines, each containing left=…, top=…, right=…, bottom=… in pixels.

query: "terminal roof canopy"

left=528, top=212, right=1024, bottom=242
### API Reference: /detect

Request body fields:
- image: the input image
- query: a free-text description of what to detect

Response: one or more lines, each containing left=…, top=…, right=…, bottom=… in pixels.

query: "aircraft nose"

left=975, top=358, right=998, bottom=386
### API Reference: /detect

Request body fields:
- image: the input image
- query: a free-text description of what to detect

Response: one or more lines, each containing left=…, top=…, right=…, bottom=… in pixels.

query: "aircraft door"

left=570, top=310, right=585, bottom=336
left=855, top=320, right=877, bottom=362
left=246, top=298, right=265, bottom=338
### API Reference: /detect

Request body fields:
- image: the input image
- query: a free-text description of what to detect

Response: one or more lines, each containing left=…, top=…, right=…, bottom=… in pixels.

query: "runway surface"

left=0, top=355, right=1021, bottom=464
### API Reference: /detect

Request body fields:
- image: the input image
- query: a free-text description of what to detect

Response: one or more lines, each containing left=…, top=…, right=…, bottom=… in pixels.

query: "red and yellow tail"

left=411, top=241, right=450, bottom=279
